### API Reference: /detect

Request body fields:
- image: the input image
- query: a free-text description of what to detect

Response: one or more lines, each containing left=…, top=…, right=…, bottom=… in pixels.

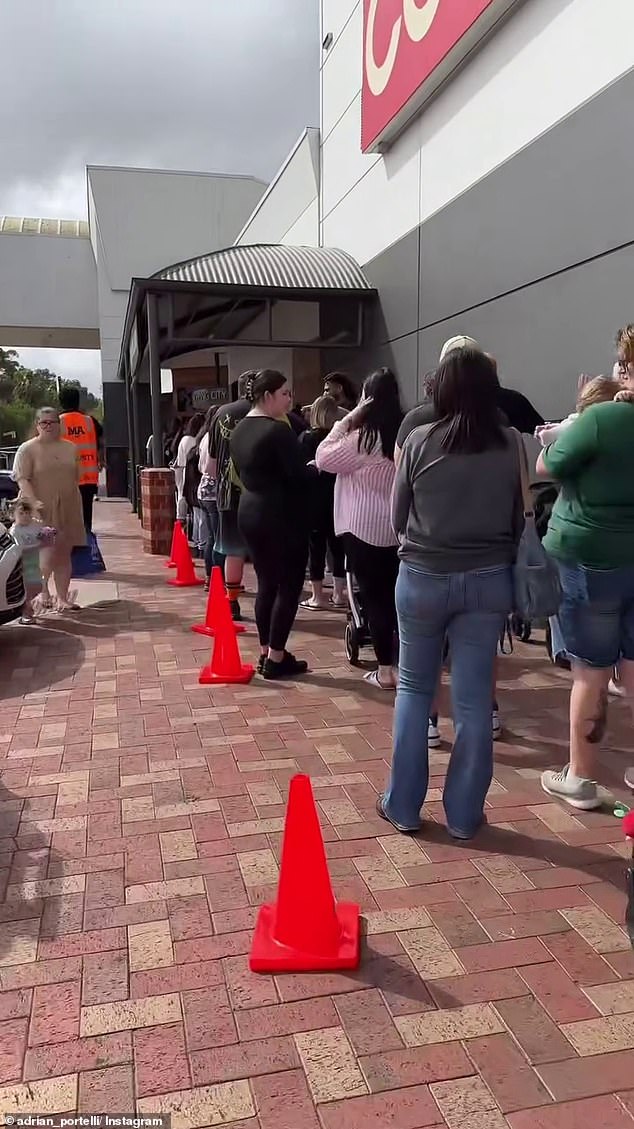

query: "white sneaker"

left=609, top=678, right=626, bottom=698
left=492, top=710, right=502, bottom=741
left=428, top=719, right=441, bottom=748
left=541, top=765, right=601, bottom=810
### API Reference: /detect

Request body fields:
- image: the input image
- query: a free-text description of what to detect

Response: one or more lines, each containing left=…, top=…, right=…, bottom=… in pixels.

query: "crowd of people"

left=182, top=330, right=634, bottom=837
left=11, top=327, right=634, bottom=838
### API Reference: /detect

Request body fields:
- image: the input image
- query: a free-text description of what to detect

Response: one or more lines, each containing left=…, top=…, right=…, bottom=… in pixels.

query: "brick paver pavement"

left=1, top=500, right=634, bottom=1128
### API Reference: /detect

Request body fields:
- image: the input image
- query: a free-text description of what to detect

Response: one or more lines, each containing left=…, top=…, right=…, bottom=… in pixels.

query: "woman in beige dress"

left=13, top=406, right=86, bottom=611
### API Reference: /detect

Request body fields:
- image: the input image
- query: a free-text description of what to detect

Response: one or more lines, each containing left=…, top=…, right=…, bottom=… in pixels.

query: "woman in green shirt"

left=538, top=327, right=634, bottom=809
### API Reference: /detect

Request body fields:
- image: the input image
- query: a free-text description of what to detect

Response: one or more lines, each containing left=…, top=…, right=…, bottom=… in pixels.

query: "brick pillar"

left=140, top=468, right=175, bottom=555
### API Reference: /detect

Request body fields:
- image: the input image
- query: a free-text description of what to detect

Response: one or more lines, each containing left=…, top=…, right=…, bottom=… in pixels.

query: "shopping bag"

left=511, top=430, right=561, bottom=621
left=71, top=532, right=106, bottom=577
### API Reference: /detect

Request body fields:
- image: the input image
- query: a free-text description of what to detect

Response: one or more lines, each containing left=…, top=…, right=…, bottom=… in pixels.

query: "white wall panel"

left=0, top=231, right=98, bottom=347
left=87, top=167, right=265, bottom=291
left=321, top=0, right=359, bottom=55
left=322, top=129, right=420, bottom=265
left=321, top=96, right=379, bottom=220
left=321, top=2, right=362, bottom=141
left=419, top=0, right=634, bottom=224
left=281, top=199, right=319, bottom=247
left=236, top=131, right=319, bottom=246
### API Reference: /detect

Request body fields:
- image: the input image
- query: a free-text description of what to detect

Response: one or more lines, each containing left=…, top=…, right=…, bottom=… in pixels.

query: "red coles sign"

left=361, top=0, right=521, bottom=153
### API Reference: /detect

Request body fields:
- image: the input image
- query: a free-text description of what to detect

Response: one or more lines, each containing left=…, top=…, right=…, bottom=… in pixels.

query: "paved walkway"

left=2, top=500, right=634, bottom=1129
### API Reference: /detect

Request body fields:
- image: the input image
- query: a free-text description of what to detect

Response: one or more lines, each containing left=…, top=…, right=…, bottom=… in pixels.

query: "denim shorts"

left=215, top=509, right=246, bottom=559
left=553, top=558, right=634, bottom=668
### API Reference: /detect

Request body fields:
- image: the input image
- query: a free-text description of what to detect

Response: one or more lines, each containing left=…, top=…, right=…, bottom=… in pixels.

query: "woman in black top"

left=298, top=395, right=346, bottom=609
left=230, top=370, right=316, bottom=680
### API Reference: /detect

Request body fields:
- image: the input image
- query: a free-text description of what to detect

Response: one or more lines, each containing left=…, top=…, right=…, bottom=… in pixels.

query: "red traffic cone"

left=249, top=774, right=360, bottom=972
left=167, top=522, right=204, bottom=588
left=198, top=585, right=254, bottom=684
left=624, top=812, right=634, bottom=946
left=164, top=522, right=179, bottom=568
left=191, top=566, right=245, bottom=636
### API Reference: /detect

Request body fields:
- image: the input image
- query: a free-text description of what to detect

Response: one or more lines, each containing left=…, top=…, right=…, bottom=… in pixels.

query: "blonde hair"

left=616, top=325, right=634, bottom=365
left=576, top=376, right=620, bottom=412
left=310, top=394, right=339, bottom=431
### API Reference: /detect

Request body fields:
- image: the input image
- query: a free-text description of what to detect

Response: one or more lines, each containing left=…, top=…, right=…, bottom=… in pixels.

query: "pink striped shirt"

left=315, top=419, right=397, bottom=547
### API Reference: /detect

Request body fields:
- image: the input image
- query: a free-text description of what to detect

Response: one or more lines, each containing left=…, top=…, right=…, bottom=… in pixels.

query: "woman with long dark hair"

left=230, top=369, right=316, bottom=679
left=377, top=348, right=523, bottom=838
left=316, top=366, right=404, bottom=689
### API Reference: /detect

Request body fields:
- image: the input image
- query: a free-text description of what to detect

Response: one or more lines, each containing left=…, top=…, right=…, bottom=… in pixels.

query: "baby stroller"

left=344, top=568, right=372, bottom=665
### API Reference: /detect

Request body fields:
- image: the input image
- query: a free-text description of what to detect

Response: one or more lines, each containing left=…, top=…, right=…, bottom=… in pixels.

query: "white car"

left=0, top=527, right=25, bottom=624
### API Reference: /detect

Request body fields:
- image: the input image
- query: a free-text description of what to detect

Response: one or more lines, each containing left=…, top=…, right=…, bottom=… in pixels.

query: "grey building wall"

left=363, top=66, right=634, bottom=417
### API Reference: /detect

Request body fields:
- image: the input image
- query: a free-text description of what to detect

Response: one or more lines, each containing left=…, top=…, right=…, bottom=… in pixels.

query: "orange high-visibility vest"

left=60, top=411, right=99, bottom=486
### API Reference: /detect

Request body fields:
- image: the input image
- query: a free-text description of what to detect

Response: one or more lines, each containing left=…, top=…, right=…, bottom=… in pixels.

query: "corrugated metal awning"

left=154, top=243, right=373, bottom=294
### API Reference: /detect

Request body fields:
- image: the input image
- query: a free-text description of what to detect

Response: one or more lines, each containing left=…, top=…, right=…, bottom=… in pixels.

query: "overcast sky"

left=1, top=0, right=320, bottom=393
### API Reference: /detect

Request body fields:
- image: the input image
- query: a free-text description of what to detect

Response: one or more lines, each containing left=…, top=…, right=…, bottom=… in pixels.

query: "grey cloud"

left=16, top=348, right=103, bottom=394
left=0, top=0, right=319, bottom=218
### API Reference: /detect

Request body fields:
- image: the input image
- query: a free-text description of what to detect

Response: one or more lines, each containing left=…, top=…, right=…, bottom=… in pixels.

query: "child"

left=9, top=499, right=55, bottom=624
left=535, top=374, right=623, bottom=445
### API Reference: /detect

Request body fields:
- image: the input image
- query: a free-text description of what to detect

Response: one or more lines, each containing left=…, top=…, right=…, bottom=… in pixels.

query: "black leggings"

left=79, top=484, right=98, bottom=535
left=309, top=520, right=345, bottom=582
left=343, top=534, right=398, bottom=666
left=240, top=511, right=308, bottom=651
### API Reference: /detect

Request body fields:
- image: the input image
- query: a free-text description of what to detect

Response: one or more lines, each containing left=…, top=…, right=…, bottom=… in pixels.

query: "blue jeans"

left=200, top=500, right=225, bottom=579
left=384, top=561, right=513, bottom=836
left=553, top=558, right=634, bottom=668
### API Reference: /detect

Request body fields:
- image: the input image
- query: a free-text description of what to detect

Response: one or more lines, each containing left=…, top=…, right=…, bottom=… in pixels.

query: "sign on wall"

left=361, top=0, right=522, bottom=153
left=176, top=387, right=228, bottom=413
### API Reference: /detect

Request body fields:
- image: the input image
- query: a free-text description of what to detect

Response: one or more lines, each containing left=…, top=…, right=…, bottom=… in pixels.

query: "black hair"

left=432, top=347, right=506, bottom=454
left=59, top=385, right=81, bottom=412
left=185, top=412, right=206, bottom=437
left=238, top=369, right=257, bottom=399
left=324, top=371, right=357, bottom=406
left=197, top=405, right=217, bottom=445
left=357, top=367, right=403, bottom=460
left=250, top=369, right=287, bottom=404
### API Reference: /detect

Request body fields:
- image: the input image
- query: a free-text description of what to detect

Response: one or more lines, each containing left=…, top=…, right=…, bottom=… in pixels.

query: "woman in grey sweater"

left=377, top=348, right=524, bottom=839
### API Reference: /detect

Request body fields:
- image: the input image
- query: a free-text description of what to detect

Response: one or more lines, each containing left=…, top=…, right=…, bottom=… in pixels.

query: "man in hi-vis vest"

left=59, top=385, right=104, bottom=535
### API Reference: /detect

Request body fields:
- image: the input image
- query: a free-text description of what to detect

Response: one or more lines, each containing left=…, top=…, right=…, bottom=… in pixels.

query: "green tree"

left=0, top=348, right=20, bottom=404
left=0, top=348, right=102, bottom=443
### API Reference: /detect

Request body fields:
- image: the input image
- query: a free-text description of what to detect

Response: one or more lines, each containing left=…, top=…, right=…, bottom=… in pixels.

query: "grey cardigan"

left=392, top=421, right=524, bottom=574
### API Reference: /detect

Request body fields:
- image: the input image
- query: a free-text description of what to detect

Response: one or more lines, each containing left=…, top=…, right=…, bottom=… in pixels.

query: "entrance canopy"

left=119, top=243, right=377, bottom=476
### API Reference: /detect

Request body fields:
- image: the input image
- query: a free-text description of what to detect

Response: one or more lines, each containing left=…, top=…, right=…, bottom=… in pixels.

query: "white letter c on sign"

left=403, top=0, right=441, bottom=41
left=365, top=0, right=402, bottom=97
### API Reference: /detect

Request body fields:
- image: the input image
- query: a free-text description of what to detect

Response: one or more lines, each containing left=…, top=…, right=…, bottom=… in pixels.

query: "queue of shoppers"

left=196, top=330, right=634, bottom=837
left=13, top=330, right=632, bottom=840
